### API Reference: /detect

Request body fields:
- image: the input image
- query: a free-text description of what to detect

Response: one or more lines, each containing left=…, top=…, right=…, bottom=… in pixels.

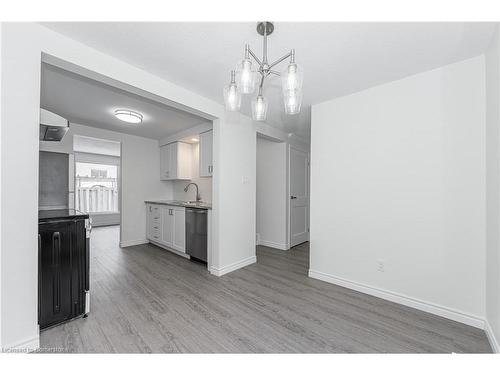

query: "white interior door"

left=290, top=147, right=309, bottom=247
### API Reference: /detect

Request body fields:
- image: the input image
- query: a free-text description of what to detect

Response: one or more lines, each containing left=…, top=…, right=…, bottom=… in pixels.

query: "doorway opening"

left=73, top=135, right=121, bottom=228
left=256, top=134, right=288, bottom=251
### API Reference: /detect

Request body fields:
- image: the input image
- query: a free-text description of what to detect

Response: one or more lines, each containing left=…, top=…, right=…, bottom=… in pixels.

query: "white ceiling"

left=42, top=22, right=496, bottom=139
left=40, top=63, right=210, bottom=140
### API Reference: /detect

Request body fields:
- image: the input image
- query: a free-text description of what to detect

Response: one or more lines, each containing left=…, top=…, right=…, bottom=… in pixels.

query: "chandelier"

left=223, top=22, right=303, bottom=121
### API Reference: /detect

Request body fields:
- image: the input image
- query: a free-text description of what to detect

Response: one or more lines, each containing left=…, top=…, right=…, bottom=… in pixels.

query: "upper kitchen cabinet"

left=199, top=130, right=213, bottom=177
left=160, top=142, right=192, bottom=180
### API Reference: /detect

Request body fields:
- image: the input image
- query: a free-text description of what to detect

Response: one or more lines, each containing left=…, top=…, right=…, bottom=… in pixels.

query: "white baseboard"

left=308, top=269, right=485, bottom=329
left=2, top=335, right=39, bottom=353
left=485, top=320, right=500, bottom=353
left=258, top=239, right=289, bottom=250
left=210, top=255, right=257, bottom=277
left=119, top=238, right=148, bottom=247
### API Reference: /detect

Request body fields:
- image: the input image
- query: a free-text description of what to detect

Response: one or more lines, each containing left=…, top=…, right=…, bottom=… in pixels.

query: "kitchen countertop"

left=145, top=200, right=212, bottom=210
left=39, top=209, right=89, bottom=222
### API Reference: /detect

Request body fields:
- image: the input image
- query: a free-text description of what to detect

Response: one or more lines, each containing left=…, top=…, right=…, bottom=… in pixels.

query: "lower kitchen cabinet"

left=147, top=204, right=161, bottom=242
left=147, top=203, right=185, bottom=254
left=171, top=206, right=185, bottom=252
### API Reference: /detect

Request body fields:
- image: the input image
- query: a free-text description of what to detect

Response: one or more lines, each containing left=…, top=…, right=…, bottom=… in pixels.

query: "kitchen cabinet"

left=38, top=212, right=88, bottom=329
left=199, top=130, right=213, bottom=177
left=147, top=203, right=185, bottom=254
left=160, top=142, right=192, bottom=180
left=171, top=206, right=186, bottom=252
left=160, top=205, right=172, bottom=246
left=147, top=204, right=161, bottom=242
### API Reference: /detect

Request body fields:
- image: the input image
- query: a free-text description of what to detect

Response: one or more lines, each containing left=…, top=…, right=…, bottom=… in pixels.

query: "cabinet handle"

left=52, top=232, right=61, bottom=313
left=149, top=206, right=152, bottom=212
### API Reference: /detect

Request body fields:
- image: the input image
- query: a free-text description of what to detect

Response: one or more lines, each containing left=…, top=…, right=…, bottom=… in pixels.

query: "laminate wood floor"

left=39, top=226, right=492, bottom=353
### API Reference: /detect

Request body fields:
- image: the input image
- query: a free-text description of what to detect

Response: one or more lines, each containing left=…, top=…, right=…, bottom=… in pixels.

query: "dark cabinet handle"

left=52, top=232, right=61, bottom=313
left=84, top=236, right=89, bottom=291
left=291, top=196, right=297, bottom=199
left=52, top=232, right=60, bottom=266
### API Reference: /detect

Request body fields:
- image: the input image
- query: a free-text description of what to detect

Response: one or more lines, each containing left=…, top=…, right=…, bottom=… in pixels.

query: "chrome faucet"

left=184, top=182, right=201, bottom=202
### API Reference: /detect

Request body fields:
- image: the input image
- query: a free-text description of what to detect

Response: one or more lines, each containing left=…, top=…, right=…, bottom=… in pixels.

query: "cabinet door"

left=168, top=143, right=178, bottom=179
left=199, top=130, right=213, bottom=177
left=172, top=207, right=186, bottom=253
left=160, top=144, right=171, bottom=180
left=176, top=142, right=192, bottom=180
left=38, top=221, right=74, bottom=329
left=161, top=205, right=173, bottom=246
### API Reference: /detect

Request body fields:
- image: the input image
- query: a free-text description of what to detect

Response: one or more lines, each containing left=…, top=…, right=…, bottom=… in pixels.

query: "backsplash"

left=173, top=177, right=212, bottom=203
left=39, top=151, right=69, bottom=209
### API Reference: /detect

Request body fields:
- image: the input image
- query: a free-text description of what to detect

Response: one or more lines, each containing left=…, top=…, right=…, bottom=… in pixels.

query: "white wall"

left=256, top=136, right=288, bottom=249
left=485, top=25, right=500, bottom=352
left=1, top=23, right=44, bottom=350
left=73, top=135, right=121, bottom=156
left=172, top=143, right=213, bottom=203
left=41, top=123, right=172, bottom=240
left=310, top=56, right=486, bottom=327
left=211, top=113, right=257, bottom=275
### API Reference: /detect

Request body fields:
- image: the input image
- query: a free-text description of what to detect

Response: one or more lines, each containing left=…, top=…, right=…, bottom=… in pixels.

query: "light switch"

left=241, top=176, right=249, bottom=184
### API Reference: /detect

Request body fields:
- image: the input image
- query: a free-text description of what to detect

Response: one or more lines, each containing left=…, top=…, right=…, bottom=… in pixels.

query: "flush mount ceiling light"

left=223, top=21, right=303, bottom=121
left=114, top=109, right=143, bottom=124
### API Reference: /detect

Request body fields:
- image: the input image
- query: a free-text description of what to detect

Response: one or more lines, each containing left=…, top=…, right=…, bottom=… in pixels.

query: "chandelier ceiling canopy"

left=223, top=22, right=303, bottom=121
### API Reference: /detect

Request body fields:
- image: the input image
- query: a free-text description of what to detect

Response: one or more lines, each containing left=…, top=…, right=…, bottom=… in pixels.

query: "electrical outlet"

left=377, top=260, right=385, bottom=272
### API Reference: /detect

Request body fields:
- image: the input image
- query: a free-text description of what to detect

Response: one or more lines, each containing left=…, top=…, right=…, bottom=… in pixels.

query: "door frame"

left=288, top=144, right=310, bottom=248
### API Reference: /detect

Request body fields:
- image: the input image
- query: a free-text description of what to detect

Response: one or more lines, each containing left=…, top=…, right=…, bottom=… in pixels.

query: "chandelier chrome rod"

left=268, top=50, right=293, bottom=70
left=263, top=25, right=268, bottom=64
left=246, top=44, right=262, bottom=66
left=258, top=74, right=265, bottom=90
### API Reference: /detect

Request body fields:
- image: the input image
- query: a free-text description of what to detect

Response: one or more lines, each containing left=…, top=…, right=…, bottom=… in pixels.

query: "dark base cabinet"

left=38, top=211, right=89, bottom=330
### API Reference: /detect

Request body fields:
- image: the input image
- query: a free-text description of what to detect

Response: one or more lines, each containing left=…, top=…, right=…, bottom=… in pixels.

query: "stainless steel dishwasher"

left=185, top=208, right=208, bottom=263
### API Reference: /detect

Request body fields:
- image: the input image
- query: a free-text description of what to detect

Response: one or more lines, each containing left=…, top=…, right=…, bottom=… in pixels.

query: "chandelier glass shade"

left=236, top=58, right=256, bottom=94
left=223, top=70, right=241, bottom=111
left=223, top=22, right=303, bottom=121
left=283, top=90, right=302, bottom=115
left=252, top=94, right=268, bottom=121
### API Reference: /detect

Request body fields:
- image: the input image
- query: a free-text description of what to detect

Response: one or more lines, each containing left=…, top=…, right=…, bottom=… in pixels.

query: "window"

left=75, top=162, right=119, bottom=213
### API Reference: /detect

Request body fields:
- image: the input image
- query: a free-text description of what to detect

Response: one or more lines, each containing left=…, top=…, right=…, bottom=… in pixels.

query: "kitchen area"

left=145, top=128, right=213, bottom=266
left=37, top=61, right=215, bottom=336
